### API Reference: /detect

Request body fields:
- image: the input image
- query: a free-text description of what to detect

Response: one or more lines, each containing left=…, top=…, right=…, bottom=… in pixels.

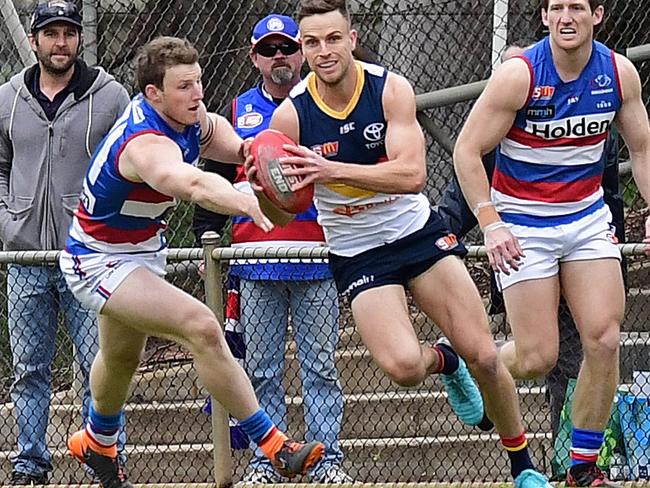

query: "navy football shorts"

left=328, top=209, right=467, bottom=303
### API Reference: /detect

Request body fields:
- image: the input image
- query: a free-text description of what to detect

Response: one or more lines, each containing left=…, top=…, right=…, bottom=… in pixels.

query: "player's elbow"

left=403, top=166, right=426, bottom=193
left=187, top=174, right=208, bottom=205
left=453, top=143, right=480, bottom=179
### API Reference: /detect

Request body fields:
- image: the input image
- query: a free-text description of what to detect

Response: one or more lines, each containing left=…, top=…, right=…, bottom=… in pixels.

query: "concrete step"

left=0, top=388, right=550, bottom=448
left=0, top=433, right=554, bottom=484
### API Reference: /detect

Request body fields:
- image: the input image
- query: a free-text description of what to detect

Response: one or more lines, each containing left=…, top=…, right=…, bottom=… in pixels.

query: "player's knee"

left=466, top=347, right=499, bottom=380
left=582, top=320, right=620, bottom=360
left=185, top=312, right=226, bottom=357
left=518, top=352, right=556, bottom=379
left=384, top=357, right=426, bottom=387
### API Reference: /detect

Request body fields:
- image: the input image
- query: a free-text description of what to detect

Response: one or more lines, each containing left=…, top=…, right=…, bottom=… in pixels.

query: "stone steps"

left=0, top=388, right=550, bottom=447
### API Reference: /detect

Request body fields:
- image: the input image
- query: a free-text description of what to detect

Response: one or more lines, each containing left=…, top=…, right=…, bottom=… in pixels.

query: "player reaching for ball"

left=247, top=1, right=552, bottom=486
left=58, top=36, right=324, bottom=488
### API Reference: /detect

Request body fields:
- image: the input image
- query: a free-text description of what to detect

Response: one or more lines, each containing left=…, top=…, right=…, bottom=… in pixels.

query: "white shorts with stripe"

left=60, top=249, right=168, bottom=313
left=495, top=204, right=621, bottom=291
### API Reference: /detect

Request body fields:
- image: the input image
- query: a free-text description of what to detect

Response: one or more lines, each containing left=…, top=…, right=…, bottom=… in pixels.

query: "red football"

left=250, top=129, right=314, bottom=214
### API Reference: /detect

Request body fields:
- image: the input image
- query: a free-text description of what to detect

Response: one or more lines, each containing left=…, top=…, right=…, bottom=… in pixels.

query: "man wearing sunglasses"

left=192, top=14, right=350, bottom=485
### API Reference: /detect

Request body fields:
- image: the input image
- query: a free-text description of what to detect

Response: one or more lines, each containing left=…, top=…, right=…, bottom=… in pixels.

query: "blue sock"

left=88, top=404, right=122, bottom=446
left=570, top=427, right=603, bottom=466
left=238, top=409, right=274, bottom=444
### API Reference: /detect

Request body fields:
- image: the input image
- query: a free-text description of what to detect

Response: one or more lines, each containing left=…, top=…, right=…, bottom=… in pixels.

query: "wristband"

left=472, top=201, right=495, bottom=217
left=476, top=203, right=501, bottom=229
left=482, top=221, right=508, bottom=233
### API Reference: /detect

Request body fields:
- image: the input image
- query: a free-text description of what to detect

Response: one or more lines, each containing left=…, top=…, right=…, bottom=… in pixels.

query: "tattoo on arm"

left=200, top=116, right=215, bottom=146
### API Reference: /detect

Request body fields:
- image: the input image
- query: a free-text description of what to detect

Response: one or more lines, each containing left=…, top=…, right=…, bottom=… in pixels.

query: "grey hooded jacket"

left=0, top=61, right=129, bottom=251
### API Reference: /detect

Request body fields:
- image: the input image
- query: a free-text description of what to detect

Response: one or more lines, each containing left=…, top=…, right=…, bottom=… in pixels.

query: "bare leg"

left=409, top=256, right=525, bottom=437
left=501, top=276, right=561, bottom=380
left=351, top=284, right=439, bottom=387
left=90, top=315, right=146, bottom=413
left=98, top=267, right=259, bottom=420
left=560, top=259, right=623, bottom=430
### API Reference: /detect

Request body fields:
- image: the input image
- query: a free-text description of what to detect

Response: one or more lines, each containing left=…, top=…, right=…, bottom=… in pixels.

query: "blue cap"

left=251, top=14, right=300, bottom=47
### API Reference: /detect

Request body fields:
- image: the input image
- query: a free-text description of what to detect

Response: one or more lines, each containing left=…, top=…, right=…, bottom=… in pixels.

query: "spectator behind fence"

left=438, top=41, right=624, bottom=453
left=0, top=1, right=130, bottom=484
left=250, top=1, right=557, bottom=486
left=192, top=14, right=350, bottom=484
left=453, top=0, right=650, bottom=486
left=59, top=36, right=325, bottom=488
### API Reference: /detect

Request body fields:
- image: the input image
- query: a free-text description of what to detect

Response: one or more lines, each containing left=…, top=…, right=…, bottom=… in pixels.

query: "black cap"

left=30, top=1, right=82, bottom=33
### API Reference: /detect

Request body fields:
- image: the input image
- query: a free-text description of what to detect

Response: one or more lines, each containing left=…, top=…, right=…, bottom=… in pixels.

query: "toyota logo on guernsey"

left=363, top=122, right=385, bottom=149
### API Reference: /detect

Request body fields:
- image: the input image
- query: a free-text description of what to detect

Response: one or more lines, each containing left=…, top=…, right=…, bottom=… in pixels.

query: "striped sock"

left=432, top=343, right=459, bottom=375
left=87, top=404, right=122, bottom=448
left=501, top=431, right=534, bottom=478
left=570, top=427, right=603, bottom=466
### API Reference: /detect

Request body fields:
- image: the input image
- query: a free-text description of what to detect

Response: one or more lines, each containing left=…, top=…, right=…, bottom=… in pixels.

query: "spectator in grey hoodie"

left=0, top=1, right=129, bottom=484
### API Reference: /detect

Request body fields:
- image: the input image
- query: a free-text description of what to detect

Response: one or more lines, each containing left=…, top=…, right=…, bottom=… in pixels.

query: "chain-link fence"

left=0, top=245, right=648, bottom=484
left=0, top=0, right=649, bottom=484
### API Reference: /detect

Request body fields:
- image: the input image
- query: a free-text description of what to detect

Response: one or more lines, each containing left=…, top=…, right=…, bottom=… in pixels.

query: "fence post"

left=201, top=231, right=233, bottom=487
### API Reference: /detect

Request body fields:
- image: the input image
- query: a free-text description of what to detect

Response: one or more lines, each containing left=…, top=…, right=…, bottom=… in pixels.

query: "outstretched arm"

left=119, top=134, right=272, bottom=231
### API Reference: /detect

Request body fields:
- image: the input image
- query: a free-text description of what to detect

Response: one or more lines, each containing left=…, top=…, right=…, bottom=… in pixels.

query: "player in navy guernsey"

left=59, top=37, right=325, bottom=487
left=245, top=1, right=552, bottom=486
left=454, top=1, right=650, bottom=486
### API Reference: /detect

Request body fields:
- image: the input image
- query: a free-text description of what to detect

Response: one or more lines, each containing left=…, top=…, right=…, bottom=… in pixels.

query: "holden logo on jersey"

left=435, top=234, right=459, bottom=251
left=237, top=112, right=263, bottom=129
left=311, top=141, right=339, bottom=158
left=363, top=122, right=385, bottom=149
left=531, top=85, right=555, bottom=101
left=525, top=113, right=613, bottom=139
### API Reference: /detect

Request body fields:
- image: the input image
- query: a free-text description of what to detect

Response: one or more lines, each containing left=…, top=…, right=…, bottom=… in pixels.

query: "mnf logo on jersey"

left=531, top=85, right=555, bottom=101
left=525, top=113, right=614, bottom=139
left=311, top=141, right=339, bottom=158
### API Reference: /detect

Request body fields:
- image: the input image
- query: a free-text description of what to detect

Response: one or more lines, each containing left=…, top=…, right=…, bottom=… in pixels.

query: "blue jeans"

left=7, top=264, right=124, bottom=476
left=240, top=278, right=344, bottom=477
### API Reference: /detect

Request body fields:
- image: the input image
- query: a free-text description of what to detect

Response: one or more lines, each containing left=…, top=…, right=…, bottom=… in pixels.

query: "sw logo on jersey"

left=531, top=85, right=555, bottom=100
left=311, top=141, right=339, bottom=158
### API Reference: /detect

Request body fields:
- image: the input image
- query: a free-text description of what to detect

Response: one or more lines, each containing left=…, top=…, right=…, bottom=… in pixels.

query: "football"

left=250, top=129, right=314, bottom=214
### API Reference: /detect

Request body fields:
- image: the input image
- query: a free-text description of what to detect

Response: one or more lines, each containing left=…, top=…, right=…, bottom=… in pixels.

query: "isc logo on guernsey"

left=526, top=115, right=612, bottom=139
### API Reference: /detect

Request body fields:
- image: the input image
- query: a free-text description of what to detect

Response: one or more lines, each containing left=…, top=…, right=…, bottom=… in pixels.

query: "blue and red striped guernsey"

left=229, top=83, right=330, bottom=281
left=493, top=37, right=622, bottom=227
left=66, top=94, right=200, bottom=255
